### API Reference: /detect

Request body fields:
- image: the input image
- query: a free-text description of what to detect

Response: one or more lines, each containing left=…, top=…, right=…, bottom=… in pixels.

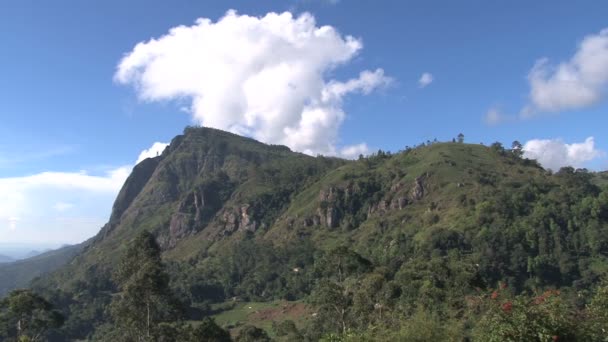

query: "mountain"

left=24, top=249, right=50, bottom=259
left=0, top=254, right=14, bottom=263
left=23, top=128, right=608, bottom=340
left=0, top=244, right=83, bottom=296
left=38, top=127, right=345, bottom=287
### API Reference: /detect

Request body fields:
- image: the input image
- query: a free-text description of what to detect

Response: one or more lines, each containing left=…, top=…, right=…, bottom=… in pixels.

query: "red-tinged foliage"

left=501, top=301, right=512, bottom=313
left=534, top=296, right=545, bottom=305
left=491, top=291, right=498, bottom=300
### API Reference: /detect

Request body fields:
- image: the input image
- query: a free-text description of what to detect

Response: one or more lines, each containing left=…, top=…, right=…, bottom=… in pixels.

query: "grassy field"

left=211, top=300, right=311, bottom=336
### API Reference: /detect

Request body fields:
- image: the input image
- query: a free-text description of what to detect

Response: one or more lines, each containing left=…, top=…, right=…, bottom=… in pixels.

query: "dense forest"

left=1, top=127, right=608, bottom=341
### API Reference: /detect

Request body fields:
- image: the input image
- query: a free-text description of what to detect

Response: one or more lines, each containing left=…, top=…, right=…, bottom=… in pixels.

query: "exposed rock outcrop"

left=368, top=174, right=428, bottom=215
left=411, top=175, right=426, bottom=201
left=220, top=204, right=258, bottom=235
left=317, top=187, right=344, bottom=229
left=161, top=184, right=226, bottom=248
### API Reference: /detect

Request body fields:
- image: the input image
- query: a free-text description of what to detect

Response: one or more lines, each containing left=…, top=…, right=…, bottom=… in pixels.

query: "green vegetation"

left=0, top=289, right=64, bottom=341
left=1, top=127, right=607, bottom=341
left=109, top=231, right=182, bottom=339
left=0, top=244, right=83, bottom=297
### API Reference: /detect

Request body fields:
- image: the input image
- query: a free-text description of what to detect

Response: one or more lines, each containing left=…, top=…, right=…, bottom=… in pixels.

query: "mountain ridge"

left=15, top=127, right=608, bottom=340
left=0, top=254, right=14, bottom=263
left=0, top=243, right=83, bottom=296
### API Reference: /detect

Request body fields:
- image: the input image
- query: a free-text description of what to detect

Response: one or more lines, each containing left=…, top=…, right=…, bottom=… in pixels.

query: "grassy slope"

left=211, top=300, right=311, bottom=337
left=262, top=143, right=545, bottom=254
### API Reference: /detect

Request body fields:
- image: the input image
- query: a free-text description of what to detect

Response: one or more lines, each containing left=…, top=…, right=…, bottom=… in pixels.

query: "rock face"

left=368, top=174, right=427, bottom=215
left=162, top=183, right=227, bottom=249
left=91, top=127, right=346, bottom=254
left=391, top=197, right=410, bottom=210
left=302, top=187, right=346, bottom=229
left=317, top=187, right=344, bottom=229
left=220, top=204, right=258, bottom=235
left=239, top=204, right=258, bottom=232
left=411, top=175, right=426, bottom=201
left=110, top=157, right=160, bottom=224
left=325, top=206, right=340, bottom=228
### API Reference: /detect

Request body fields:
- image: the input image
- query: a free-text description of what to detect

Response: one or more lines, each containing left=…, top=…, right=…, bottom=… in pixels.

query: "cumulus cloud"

left=7, top=217, right=18, bottom=231
left=483, top=107, right=515, bottom=126
left=0, top=167, right=130, bottom=234
left=115, top=10, right=391, bottom=156
left=523, top=28, right=608, bottom=116
left=418, top=72, right=433, bottom=88
left=523, top=137, right=605, bottom=171
left=0, top=142, right=165, bottom=243
left=136, top=142, right=169, bottom=164
left=53, top=202, right=74, bottom=212
left=340, top=143, right=370, bottom=159
left=484, top=108, right=505, bottom=125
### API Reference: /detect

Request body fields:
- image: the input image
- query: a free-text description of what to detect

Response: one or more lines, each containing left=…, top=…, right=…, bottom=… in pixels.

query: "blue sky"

left=1, top=0, right=607, bottom=245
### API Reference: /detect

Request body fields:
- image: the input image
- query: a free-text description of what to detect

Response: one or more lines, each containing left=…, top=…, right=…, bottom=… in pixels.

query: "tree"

left=0, top=289, right=64, bottom=342
left=273, top=320, right=302, bottom=341
left=180, top=318, right=231, bottom=342
left=457, top=133, right=464, bottom=143
left=310, top=279, right=352, bottom=335
left=473, top=289, right=576, bottom=341
left=585, top=281, right=608, bottom=341
left=511, top=140, right=523, bottom=158
left=111, top=230, right=182, bottom=341
left=235, top=325, right=271, bottom=342
left=316, top=246, right=372, bottom=284
left=490, top=142, right=505, bottom=155
left=309, top=247, right=373, bottom=335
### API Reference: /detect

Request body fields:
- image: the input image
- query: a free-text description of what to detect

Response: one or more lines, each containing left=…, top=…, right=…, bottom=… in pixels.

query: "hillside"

left=0, top=244, right=83, bottom=297
left=19, top=128, right=608, bottom=341
left=0, top=254, right=14, bottom=263
left=36, top=127, right=345, bottom=290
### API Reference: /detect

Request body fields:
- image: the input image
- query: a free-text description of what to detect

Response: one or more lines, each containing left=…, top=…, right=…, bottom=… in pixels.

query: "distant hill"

left=0, top=243, right=84, bottom=296
left=0, top=254, right=14, bottom=263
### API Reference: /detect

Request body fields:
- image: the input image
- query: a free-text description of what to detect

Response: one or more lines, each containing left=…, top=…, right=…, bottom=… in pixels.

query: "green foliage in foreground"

left=91, top=230, right=232, bottom=341
left=311, top=282, right=608, bottom=341
left=0, top=289, right=64, bottom=341
left=110, top=231, right=182, bottom=340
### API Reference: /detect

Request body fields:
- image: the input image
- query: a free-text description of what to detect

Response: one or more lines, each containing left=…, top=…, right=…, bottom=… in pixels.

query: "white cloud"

left=483, top=107, right=514, bottom=126
left=418, top=72, right=433, bottom=88
left=7, top=217, right=18, bottom=232
left=484, top=108, right=504, bottom=125
left=53, top=202, right=74, bottom=212
left=0, top=142, right=165, bottom=243
left=136, top=142, right=169, bottom=164
left=523, top=137, right=605, bottom=171
left=340, top=143, right=370, bottom=159
left=523, top=28, right=608, bottom=116
left=115, top=10, right=391, bottom=156
left=0, top=167, right=131, bottom=242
